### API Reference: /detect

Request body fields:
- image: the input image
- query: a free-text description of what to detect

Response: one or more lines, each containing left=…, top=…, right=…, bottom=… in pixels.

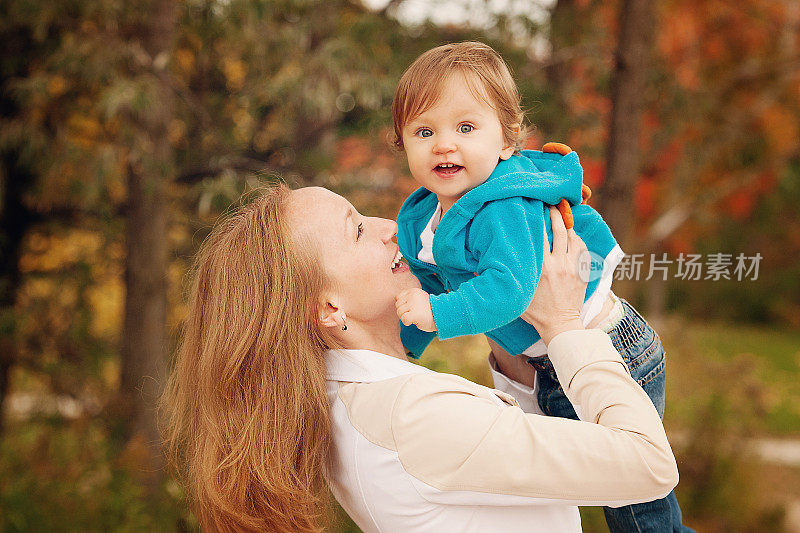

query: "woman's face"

left=288, top=187, right=420, bottom=323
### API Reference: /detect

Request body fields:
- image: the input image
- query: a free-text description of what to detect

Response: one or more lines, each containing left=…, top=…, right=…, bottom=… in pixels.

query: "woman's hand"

left=521, top=205, right=589, bottom=345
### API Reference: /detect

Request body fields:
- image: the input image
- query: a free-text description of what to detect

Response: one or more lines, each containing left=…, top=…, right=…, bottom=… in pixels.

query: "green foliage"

left=672, top=321, right=800, bottom=436
left=658, top=318, right=800, bottom=532
left=1, top=0, right=799, bottom=531
left=0, top=416, right=192, bottom=532
left=674, top=356, right=787, bottom=531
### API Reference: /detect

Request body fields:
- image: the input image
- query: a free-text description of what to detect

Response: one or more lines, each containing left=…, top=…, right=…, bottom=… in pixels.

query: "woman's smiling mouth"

left=391, top=250, right=409, bottom=273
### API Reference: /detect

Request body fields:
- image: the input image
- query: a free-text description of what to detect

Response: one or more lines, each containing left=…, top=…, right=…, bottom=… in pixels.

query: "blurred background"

left=1, top=0, right=799, bottom=531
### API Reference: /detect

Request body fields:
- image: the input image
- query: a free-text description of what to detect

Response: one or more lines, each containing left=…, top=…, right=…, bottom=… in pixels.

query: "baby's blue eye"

left=418, top=128, right=433, bottom=138
left=458, top=124, right=474, bottom=134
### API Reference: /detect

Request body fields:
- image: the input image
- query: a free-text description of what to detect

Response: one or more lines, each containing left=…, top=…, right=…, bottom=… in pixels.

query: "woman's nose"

left=372, top=217, right=397, bottom=243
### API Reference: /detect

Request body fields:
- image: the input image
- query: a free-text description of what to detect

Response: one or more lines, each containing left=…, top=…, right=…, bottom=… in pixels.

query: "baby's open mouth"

left=434, top=163, right=463, bottom=175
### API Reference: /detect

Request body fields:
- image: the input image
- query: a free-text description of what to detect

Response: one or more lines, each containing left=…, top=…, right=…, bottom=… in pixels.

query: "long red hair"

left=160, top=184, right=339, bottom=531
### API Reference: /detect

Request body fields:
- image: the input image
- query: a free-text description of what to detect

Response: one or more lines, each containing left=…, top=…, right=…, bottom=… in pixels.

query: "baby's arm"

left=431, top=198, right=545, bottom=339
left=394, top=199, right=542, bottom=336
left=399, top=265, right=447, bottom=356
left=395, top=200, right=543, bottom=336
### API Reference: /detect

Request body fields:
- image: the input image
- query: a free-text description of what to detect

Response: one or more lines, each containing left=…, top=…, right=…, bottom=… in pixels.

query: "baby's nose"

left=433, top=140, right=456, bottom=154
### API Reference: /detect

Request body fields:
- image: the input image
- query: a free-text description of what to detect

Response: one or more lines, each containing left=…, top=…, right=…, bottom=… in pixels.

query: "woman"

left=160, top=184, right=678, bottom=532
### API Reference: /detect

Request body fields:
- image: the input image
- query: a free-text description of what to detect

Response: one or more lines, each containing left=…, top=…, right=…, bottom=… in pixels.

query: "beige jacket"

left=325, top=329, right=679, bottom=532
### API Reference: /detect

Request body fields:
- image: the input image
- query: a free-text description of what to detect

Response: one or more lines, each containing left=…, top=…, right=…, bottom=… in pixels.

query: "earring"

left=342, top=317, right=348, bottom=331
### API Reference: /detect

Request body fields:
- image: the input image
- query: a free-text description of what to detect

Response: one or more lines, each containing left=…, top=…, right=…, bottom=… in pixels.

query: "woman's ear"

left=319, top=301, right=347, bottom=331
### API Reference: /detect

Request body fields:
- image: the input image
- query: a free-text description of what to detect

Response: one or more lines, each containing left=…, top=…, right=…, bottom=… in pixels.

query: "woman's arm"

left=521, top=205, right=587, bottom=343
left=339, top=329, right=678, bottom=507
left=384, top=331, right=678, bottom=507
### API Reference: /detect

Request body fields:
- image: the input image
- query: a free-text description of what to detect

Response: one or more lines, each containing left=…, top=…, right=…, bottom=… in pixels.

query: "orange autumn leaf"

left=336, top=136, right=371, bottom=172
left=759, top=105, right=799, bottom=157
left=634, top=178, right=657, bottom=220
left=666, top=226, right=697, bottom=256
left=725, top=190, right=755, bottom=220
left=755, top=170, right=777, bottom=194
left=582, top=157, right=605, bottom=187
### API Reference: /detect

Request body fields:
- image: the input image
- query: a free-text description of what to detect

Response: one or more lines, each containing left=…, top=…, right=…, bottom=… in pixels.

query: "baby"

left=392, top=42, right=691, bottom=532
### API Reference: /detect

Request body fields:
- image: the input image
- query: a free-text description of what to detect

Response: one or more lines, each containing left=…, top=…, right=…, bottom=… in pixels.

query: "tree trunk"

left=120, top=164, right=169, bottom=487
left=596, top=0, right=655, bottom=247
left=546, top=0, right=579, bottom=141
left=0, top=155, right=34, bottom=433
left=118, top=0, right=176, bottom=490
left=646, top=244, right=668, bottom=321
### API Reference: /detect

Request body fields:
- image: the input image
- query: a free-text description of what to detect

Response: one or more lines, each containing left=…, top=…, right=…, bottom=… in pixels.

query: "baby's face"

left=401, top=73, right=515, bottom=212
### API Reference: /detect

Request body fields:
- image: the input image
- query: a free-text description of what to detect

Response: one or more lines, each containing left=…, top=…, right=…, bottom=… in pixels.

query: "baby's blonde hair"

left=392, top=41, right=527, bottom=151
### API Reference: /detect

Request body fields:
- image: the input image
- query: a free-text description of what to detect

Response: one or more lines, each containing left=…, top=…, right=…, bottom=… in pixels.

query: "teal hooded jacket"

left=397, top=150, right=620, bottom=358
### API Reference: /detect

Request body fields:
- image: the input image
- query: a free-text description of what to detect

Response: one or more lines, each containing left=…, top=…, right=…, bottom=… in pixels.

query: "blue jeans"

left=528, top=299, right=694, bottom=533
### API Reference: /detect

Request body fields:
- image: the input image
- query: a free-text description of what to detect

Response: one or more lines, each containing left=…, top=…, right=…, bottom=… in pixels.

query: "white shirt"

left=324, top=330, right=678, bottom=532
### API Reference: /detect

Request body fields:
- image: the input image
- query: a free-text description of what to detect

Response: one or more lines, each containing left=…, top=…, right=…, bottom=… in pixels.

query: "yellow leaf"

left=47, top=75, right=67, bottom=97
left=168, top=119, right=186, bottom=145
left=175, top=48, right=195, bottom=74
left=66, top=113, right=102, bottom=147
left=223, top=58, right=247, bottom=91
left=88, top=280, right=123, bottom=339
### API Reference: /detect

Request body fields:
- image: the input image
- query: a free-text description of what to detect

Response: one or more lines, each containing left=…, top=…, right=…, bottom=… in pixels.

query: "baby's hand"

left=395, top=288, right=437, bottom=332
left=542, top=141, right=593, bottom=227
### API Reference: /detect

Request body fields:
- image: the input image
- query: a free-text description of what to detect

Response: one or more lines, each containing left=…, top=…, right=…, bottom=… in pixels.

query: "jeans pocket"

left=640, top=354, right=666, bottom=418
left=627, top=338, right=666, bottom=418
left=627, top=332, right=663, bottom=373
left=612, top=303, right=662, bottom=373
left=610, top=313, right=667, bottom=418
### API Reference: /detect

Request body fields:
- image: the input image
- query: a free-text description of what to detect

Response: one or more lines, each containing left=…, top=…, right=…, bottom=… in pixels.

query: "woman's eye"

left=458, top=123, right=474, bottom=134
left=356, top=222, right=364, bottom=241
left=418, top=128, right=433, bottom=138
